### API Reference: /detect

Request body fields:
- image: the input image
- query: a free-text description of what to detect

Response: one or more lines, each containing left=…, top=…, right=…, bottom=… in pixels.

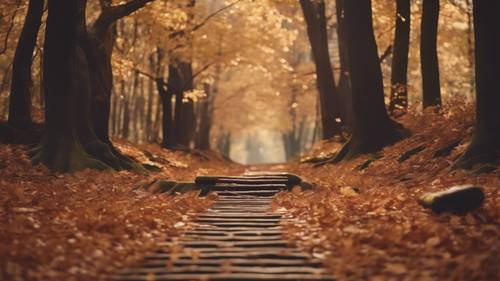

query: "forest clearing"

left=0, top=0, right=498, bottom=280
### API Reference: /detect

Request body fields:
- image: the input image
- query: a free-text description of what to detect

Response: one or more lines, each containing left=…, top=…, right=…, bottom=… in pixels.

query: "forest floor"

left=1, top=102, right=499, bottom=281
left=272, top=103, right=499, bottom=281
left=0, top=140, right=243, bottom=281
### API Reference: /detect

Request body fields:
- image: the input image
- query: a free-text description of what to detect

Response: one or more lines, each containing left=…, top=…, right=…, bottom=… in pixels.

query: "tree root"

left=31, top=137, right=111, bottom=173
left=330, top=121, right=408, bottom=163
left=433, top=139, right=462, bottom=158
left=398, top=145, right=426, bottom=162
left=453, top=142, right=499, bottom=170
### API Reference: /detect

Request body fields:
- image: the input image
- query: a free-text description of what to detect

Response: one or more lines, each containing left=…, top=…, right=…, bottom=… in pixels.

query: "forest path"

left=111, top=173, right=334, bottom=281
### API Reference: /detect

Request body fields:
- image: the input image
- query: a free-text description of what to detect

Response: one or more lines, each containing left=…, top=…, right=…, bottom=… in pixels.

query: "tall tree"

left=333, top=0, right=405, bottom=162
left=300, top=0, right=342, bottom=139
left=172, top=60, right=196, bottom=147
left=421, top=0, right=441, bottom=108
left=388, top=0, right=411, bottom=116
left=8, top=0, right=44, bottom=130
left=454, top=0, right=500, bottom=169
left=31, top=0, right=108, bottom=173
left=85, top=0, right=153, bottom=146
left=335, top=0, right=353, bottom=128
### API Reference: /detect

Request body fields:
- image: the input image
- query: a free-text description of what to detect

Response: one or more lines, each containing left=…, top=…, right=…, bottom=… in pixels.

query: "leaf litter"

left=272, top=102, right=499, bottom=281
left=0, top=139, right=243, bottom=281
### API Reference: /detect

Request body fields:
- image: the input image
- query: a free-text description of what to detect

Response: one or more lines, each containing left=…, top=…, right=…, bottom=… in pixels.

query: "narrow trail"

left=111, top=173, right=334, bottom=281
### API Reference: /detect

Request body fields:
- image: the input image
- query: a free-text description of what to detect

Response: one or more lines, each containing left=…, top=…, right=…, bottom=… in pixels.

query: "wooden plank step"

left=197, top=214, right=281, bottom=219
left=212, top=202, right=272, bottom=206
left=117, top=265, right=326, bottom=275
left=144, top=251, right=311, bottom=260
left=139, top=258, right=323, bottom=267
left=216, top=196, right=274, bottom=200
left=195, top=218, right=280, bottom=223
left=184, top=230, right=284, bottom=236
left=158, top=240, right=289, bottom=248
left=111, top=273, right=333, bottom=281
left=176, top=235, right=284, bottom=242
left=192, top=222, right=279, bottom=228
left=214, top=190, right=281, bottom=196
left=154, top=247, right=297, bottom=254
left=209, top=185, right=286, bottom=192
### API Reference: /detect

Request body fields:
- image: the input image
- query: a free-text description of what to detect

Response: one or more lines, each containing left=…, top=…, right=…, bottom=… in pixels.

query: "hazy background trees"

left=0, top=0, right=480, bottom=164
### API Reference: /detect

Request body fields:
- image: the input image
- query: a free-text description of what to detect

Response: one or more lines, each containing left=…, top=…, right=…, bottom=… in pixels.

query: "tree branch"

left=96, top=0, right=154, bottom=28
left=379, top=44, right=393, bottom=63
left=0, top=7, right=20, bottom=55
left=169, top=0, right=244, bottom=39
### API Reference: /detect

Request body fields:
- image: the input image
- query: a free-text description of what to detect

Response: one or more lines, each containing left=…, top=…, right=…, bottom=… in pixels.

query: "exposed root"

left=31, top=137, right=111, bottom=173
left=453, top=141, right=499, bottom=170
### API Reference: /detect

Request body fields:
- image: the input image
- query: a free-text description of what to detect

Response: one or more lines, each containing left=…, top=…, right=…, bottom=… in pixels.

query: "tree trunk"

left=334, top=0, right=405, bottom=162
left=196, top=83, right=211, bottom=150
left=157, top=75, right=175, bottom=148
left=145, top=52, right=156, bottom=141
left=172, top=60, right=196, bottom=147
left=31, top=0, right=109, bottom=173
left=8, top=0, right=44, bottom=129
left=421, top=0, right=441, bottom=108
left=300, top=0, right=342, bottom=139
left=335, top=0, right=353, bottom=129
left=388, top=0, right=410, bottom=116
left=454, top=0, right=500, bottom=169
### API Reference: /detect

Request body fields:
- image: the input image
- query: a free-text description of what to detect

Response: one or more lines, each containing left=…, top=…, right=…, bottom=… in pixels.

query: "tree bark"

left=196, top=83, right=211, bottom=150
left=421, top=0, right=441, bottom=108
left=8, top=0, right=44, bottom=129
left=300, top=0, right=342, bottom=139
left=31, top=0, right=109, bottom=173
left=335, top=0, right=353, bottom=128
left=333, top=0, right=405, bottom=162
left=172, top=60, right=196, bottom=147
left=157, top=69, right=175, bottom=148
left=388, top=0, right=410, bottom=116
left=454, top=0, right=500, bottom=169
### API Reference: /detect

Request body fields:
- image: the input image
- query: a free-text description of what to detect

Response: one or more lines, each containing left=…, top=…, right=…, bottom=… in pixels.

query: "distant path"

left=111, top=173, right=334, bottom=281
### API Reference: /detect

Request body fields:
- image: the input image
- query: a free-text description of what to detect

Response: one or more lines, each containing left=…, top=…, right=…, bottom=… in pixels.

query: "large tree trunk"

left=86, top=19, right=117, bottom=145
left=333, top=0, right=405, bottom=162
left=8, top=0, right=44, bottom=129
left=195, top=83, right=211, bottom=150
left=158, top=69, right=175, bottom=148
left=335, top=0, right=353, bottom=129
left=388, top=0, right=410, bottom=116
left=454, top=0, right=500, bottom=169
left=421, top=0, right=441, bottom=108
left=172, top=60, right=196, bottom=147
left=31, top=0, right=109, bottom=173
left=300, top=0, right=342, bottom=139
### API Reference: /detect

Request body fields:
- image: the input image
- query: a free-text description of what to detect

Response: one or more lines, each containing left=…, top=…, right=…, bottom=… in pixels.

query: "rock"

left=418, top=185, right=485, bottom=214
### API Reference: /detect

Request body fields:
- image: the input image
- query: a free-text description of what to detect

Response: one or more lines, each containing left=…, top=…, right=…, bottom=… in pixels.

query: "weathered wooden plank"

left=173, top=235, right=284, bottom=242
left=197, top=214, right=281, bottom=219
left=111, top=273, right=333, bottom=281
left=139, top=258, right=323, bottom=267
left=158, top=240, right=290, bottom=248
left=195, top=217, right=281, bottom=223
left=117, top=265, right=326, bottom=275
left=144, top=251, right=311, bottom=260
left=183, top=230, right=284, bottom=236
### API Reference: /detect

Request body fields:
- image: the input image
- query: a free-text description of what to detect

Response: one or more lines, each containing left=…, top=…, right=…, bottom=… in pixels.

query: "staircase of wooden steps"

left=111, top=173, right=334, bottom=281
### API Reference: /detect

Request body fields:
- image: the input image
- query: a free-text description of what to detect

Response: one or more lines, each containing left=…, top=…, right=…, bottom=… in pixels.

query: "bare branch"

left=169, top=0, right=244, bottom=39
left=96, top=0, right=154, bottom=28
left=379, top=44, right=393, bottom=63
left=0, top=7, right=21, bottom=55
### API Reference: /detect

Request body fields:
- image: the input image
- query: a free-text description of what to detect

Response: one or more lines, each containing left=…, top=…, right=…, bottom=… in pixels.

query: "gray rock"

left=418, top=185, right=485, bottom=214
